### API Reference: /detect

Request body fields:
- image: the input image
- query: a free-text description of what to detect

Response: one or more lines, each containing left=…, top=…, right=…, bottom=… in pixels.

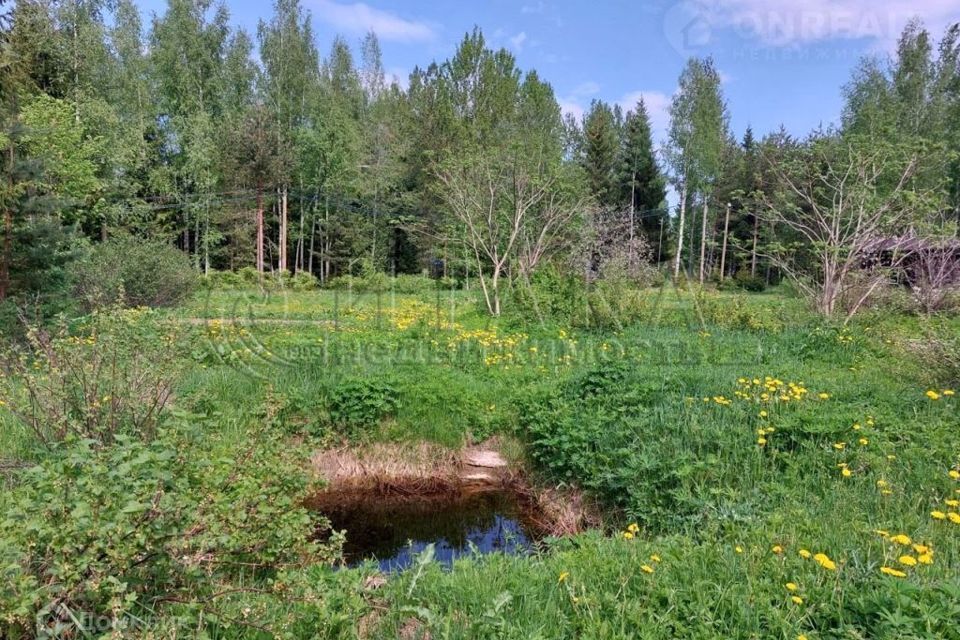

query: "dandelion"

left=926, top=390, right=941, bottom=400
left=813, top=553, right=837, bottom=571
left=641, top=564, right=654, bottom=574
left=558, top=572, right=569, bottom=583
left=859, top=438, right=869, bottom=446
left=623, top=531, right=635, bottom=540
left=735, top=545, right=743, bottom=554
left=931, top=511, right=947, bottom=520
left=627, top=523, right=640, bottom=534
left=833, top=442, right=846, bottom=450
left=841, top=468, right=852, bottom=478
left=799, top=549, right=812, bottom=559
left=791, top=596, right=804, bottom=605
left=944, top=389, right=955, bottom=396
left=818, top=392, right=830, bottom=399
left=918, top=553, right=934, bottom=565
left=899, top=555, right=917, bottom=567
left=949, top=470, right=960, bottom=480
left=946, top=500, right=960, bottom=507
left=785, top=582, right=799, bottom=592
left=759, top=410, right=768, bottom=418
left=881, top=566, right=907, bottom=578
left=875, top=530, right=889, bottom=537
left=757, top=437, right=767, bottom=446
left=913, top=544, right=930, bottom=554
left=798, top=635, right=808, bottom=640
left=772, top=545, right=784, bottom=555
left=890, top=534, right=912, bottom=546
left=948, top=512, right=960, bottom=524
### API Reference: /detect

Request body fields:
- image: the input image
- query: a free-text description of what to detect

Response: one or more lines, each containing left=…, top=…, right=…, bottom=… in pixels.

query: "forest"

left=1, top=0, right=960, bottom=638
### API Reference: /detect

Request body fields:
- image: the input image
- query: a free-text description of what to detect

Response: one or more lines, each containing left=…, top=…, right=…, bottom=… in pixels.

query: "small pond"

left=315, top=488, right=540, bottom=572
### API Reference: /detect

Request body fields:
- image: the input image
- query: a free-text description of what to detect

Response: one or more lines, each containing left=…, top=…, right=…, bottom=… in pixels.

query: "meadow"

left=1, top=281, right=959, bottom=639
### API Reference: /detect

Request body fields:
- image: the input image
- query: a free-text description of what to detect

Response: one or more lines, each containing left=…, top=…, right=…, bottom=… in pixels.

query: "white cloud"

left=521, top=2, right=546, bottom=14
left=705, top=0, right=957, bottom=47
left=557, top=81, right=602, bottom=120
left=509, top=31, right=528, bottom=50
left=311, top=0, right=435, bottom=42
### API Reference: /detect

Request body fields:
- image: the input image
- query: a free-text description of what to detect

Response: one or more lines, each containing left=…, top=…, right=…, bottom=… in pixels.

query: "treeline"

left=0, top=0, right=958, bottom=317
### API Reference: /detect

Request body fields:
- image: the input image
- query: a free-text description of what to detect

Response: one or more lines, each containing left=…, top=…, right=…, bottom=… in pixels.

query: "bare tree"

left=436, top=148, right=583, bottom=316
left=761, top=134, right=935, bottom=317
left=903, top=232, right=960, bottom=314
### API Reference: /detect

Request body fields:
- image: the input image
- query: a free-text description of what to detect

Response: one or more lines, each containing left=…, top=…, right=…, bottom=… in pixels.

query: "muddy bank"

left=308, top=439, right=598, bottom=539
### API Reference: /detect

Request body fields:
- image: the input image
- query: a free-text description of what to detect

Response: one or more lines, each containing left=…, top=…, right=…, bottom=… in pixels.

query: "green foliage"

left=72, top=235, right=197, bottom=311
left=0, top=308, right=181, bottom=446
left=0, top=425, right=337, bottom=637
left=327, top=376, right=399, bottom=433
left=289, top=271, right=319, bottom=291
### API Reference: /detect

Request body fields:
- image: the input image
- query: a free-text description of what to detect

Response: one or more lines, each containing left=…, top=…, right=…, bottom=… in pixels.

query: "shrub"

left=0, top=426, right=337, bottom=636
left=0, top=308, right=181, bottom=446
left=733, top=271, right=767, bottom=292
left=289, top=271, right=319, bottom=291
left=326, top=377, right=400, bottom=433
left=72, top=235, right=196, bottom=311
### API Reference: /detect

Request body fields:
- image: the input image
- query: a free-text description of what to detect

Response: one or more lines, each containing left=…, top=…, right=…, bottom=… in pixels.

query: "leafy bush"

left=72, top=235, right=197, bottom=311
left=697, top=291, right=784, bottom=332
left=733, top=270, right=767, bottom=292
left=0, top=308, right=181, bottom=446
left=326, top=377, right=399, bottom=433
left=289, top=271, right=319, bottom=291
left=0, top=426, right=337, bottom=636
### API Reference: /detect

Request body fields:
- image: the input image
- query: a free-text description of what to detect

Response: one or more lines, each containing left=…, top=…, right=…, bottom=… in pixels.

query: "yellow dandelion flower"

left=758, top=437, right=768, bottom=446
left=772, top=545, right=784, bottom=554
left=948, top=512, right=960, bottom=524
left=899, top=555, right=917, bottom=567
left=641, top=564, right=654, bottom=574
left=785, top=582, right=799, bottom=592
left=949, top=470, right=960, bottom=480
left=931, top=511, right=947, bottom=520
left=799, top=549, right=812, bottom=559
left=944, top=389, right=955, bottom=396
left=558, top=571, right=569, bottom=583
left=791, top=596, right=804, bottom=605
left=623, top=531, right=635, bottom=540
left=859, top=438, right=868, bottom=446
left=890, top=534, right=912, bottom=546
left=881, top=566, right=907, bottom=578
left=926, top=390, right=941, bottom=400
left=918, top=553, right=934, bottom=565
left=627, top=523, right=640, bottom=533
left=813, top=553, right=837, bottom=571
left=875, top=529, right=890, bottom=537
left=759, top=410, right=768, bottom=418
left=818, top=392, right=830, bottom=399
left=833, top=442, right=846, bottom=450
left=735, top=546, right=743, bottom=554
left=841, top=468, right=852, bottom=478
left=798, top=635, right=808, bottom=640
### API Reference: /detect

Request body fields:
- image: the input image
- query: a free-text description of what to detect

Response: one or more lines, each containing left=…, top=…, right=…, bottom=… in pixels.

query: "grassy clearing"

left=2, top=284, right=959, bottom=638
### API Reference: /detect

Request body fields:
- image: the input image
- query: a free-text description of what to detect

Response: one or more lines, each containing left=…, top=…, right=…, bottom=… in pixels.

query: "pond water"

left=319, top=488, right=538, bottom=572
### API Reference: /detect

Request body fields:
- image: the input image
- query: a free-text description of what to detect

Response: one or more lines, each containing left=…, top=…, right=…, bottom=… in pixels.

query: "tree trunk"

left=0, top=144, right=11, bottom=302
left=673, top=182, right=687, bottom=279
left=719, top=203, right=731, bottom=281
left=750, top=214, right=759, bottom=277
left=256, top=185, right=264, bottom=274
left=698, top=198, right=709, bottom=284
left=279, top=186, right=288, bottom=273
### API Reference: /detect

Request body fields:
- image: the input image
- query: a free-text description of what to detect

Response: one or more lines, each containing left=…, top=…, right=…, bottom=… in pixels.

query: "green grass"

left=3, top=284, right=959, bottom=638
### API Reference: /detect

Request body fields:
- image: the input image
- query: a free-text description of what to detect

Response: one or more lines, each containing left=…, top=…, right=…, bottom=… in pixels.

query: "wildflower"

left=759, top=410, right=768, bottom=418
left=791, top=596, right=804, bottom=605
left=558, top=572, right=569, bottom=583
left=944, top=389, right=955, bottom=396
left=859, top=438, right=869, bottom=446
left=650, top=554, right=662, bottom=563
left=623, top=531, right=635, bottom=540
left=772, top=545, right=784, bottom=555
left=881, top=566, right=907, bottom=578
left=876, top=480, right=888, bottom=488
left=799, top=549, right=812, bottom=559
left=889, top=534, right=912, bottom=546
left=899, top=555, right=917, bottom=567
left=918, top=553, right=934, bottom=565
left=949, top=470, right=960, bottom=480
left=785, top=582, right=799, bottom=592
left=874, top=530, right=889, bottom=537
left=818, top=392, right=830, bottom=399
left=947, top=500, right=960, bottom=507
left=852, top=422, right=861, bottom=430
left=841, top=468, right=852, bottom=478
left=813, top=553, right=837, bottom=571
left=926, top=390, right=941, bottom=400
left=641, top=564, right=654, bottom=574
left=627, top=523, right=640, bottom=534
left=887, top=455, right=896, bottom=460
left=833, top=442, right=846, bottom=450
left=735, top=546, right=743, bottom=554
left=913, top=544, right=930, bottom=554
left=948, top=512, right=960, bottom=524
left=798, top=635, right=809, bottom=640
left=757, top=437, right=767, bottom=446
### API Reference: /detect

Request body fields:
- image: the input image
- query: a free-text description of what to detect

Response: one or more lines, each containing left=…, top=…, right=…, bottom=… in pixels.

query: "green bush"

left=0, top=426, right=337, bottom=636
left=289, top=271, right=319, bottom=291
left=72, top=235, right=196, bottom=311
left=326, top=377, right=399, bottom=433
left=733, top=270, right=767, bottom=292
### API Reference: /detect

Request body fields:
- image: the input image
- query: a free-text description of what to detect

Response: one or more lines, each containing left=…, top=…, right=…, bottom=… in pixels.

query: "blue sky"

left=133, top=0, right=957, bottom=145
